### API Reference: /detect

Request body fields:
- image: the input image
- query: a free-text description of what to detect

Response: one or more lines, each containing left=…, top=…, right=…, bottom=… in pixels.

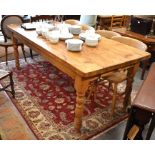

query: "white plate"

left=59, top=33, right=73, bottom=40
left=79, top=33, right=101, bottom=41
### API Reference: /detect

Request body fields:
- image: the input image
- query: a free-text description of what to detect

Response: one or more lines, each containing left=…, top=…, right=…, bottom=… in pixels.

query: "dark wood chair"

left=0, top=70, right=15, bottom=98
left=0, top=15, right=33, bottom=65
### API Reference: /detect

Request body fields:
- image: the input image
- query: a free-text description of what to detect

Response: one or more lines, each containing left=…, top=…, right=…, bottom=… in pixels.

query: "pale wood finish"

left=127, top=124, right=140, bottom=140
left=8, top=24, right=150, bottom=132
left=96, top=29, right=121, bottom=39
left=64, top=19, right=80, bottom=25
left=79, top=24, right=94, bottom=31
left=112, top=36, right=147, bottom=51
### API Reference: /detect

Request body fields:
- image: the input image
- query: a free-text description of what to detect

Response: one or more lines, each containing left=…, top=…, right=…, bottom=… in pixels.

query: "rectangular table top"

left=8, top=24, right=150, bottom=78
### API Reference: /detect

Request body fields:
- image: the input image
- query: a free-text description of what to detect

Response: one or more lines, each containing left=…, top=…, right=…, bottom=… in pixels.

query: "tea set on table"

left=35, top=22, right=101, bottom=52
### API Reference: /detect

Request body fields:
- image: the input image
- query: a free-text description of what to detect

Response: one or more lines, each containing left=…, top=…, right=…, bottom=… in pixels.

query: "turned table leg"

left=123, top=63, right=139, bottom=109
left=74, top=76, right=89, bottom=132
left=12, top=36, right=20, bottom=69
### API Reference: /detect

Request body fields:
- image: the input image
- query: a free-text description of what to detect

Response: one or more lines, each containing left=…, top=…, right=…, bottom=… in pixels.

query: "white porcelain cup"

left=36, top=26, right=42, bottom=36
left=85, top=29, right=95, bottom=36
left=85, top=36, right=98, bottom=47
left=48, top=31, right=60, bottom=44
left=65, top=39, right=83, bottom=51
left=42, top=28, right=49, bottom=38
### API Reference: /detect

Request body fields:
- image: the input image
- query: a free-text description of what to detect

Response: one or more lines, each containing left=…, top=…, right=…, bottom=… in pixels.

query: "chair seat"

left=0, top=69, right=10, bottom=79
left=0, top=39, right=13, bottom=46
left=107, top=71, right=127, bottom=83
left=0, top=39, right=24, bottom=47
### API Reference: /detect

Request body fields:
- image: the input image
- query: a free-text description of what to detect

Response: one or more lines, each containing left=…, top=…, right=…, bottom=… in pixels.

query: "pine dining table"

left=8, top=24, right=150, bottom=133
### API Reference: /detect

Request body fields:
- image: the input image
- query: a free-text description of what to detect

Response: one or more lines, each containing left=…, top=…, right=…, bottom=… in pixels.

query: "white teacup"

left=48, top=31, right=60, bottom=44
left=85, top=29, right=95, bottom=36
left=36, top=26, right=42, bottom=36
left=85, top=36, right=98, bottom=47
left=42, top=28, right=49, bottom=38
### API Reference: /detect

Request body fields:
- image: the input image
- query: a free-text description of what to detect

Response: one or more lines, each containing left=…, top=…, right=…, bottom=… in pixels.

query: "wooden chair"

left=112, top=36, right=148, bottom=80
left=112, top=36, right=147, bottom=51
left=0, top=15, right=32, bottom=64
left=109, top=36, right=147, bottom=115
left=78, top=24, right=94, bottom=31
left=0, top=70, right=15, bottom=98
left=30, top=15, right=55, bottom=22
left=88, top=36, right=147, bottom=116
left=123, top=15, right=130, bottom=27
left=64, top=19, right=80, bottom=25
left=96, top=29, right=121, bottom=39
left=109, top=15, right=125, bottom=30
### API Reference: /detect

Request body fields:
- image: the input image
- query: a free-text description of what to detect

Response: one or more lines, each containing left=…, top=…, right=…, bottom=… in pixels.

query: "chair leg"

left=111, top=83, right=117, bottom=116
left=141, top=60, right=149, bottom=80
left=123, top=107, right=136, bottom=139
left=21, top=45, right=27, bottom=62
left=146, top=114, right=155, bottom=140
left=5, top=47, right=8, bottom=65
left=93, top=82, right=98, bottom=101
left=9, top=72, right=15, bottom=98
left=29, top=48, right=33, bottom=59
left=87, top=81, right=97, bottom=100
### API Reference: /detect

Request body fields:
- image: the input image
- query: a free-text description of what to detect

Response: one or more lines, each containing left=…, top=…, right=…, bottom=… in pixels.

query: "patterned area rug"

left=0, top=57, right=128, bottom=140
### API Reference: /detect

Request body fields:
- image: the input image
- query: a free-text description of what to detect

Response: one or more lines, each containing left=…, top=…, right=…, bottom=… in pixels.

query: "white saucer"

left=79, top=33, right=101, bottom=41
left=59, top=33, right=73, bottom=40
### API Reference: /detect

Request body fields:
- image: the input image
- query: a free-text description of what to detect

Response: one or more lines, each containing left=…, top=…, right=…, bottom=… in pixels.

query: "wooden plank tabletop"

left=8, top=24, right=150, bottom=78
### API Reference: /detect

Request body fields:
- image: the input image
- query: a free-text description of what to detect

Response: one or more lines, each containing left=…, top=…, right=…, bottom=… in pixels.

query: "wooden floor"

left=0, top=41, right=37, bottom=139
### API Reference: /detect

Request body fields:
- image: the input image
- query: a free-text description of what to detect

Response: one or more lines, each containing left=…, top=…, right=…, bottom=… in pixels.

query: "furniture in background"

left=123, top=62, right=155, bottom=140
left=113, top=27, right=155, bottom=79
left=97, top=15, right=130, bottom=30
left=8, top=24, right=150, bottom=132
left=0, top=70, right=15, bottom=98
left=30, top=15, right=55, bottom=22
left=109, top=15, right=125, bottom=30
left=63, top=15, right=80, bottom=20
left=0, top=15, right=33, bottom=65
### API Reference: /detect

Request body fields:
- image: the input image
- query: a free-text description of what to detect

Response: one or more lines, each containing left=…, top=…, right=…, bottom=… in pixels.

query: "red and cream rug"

left=0, top=57, right=129, bottom=140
